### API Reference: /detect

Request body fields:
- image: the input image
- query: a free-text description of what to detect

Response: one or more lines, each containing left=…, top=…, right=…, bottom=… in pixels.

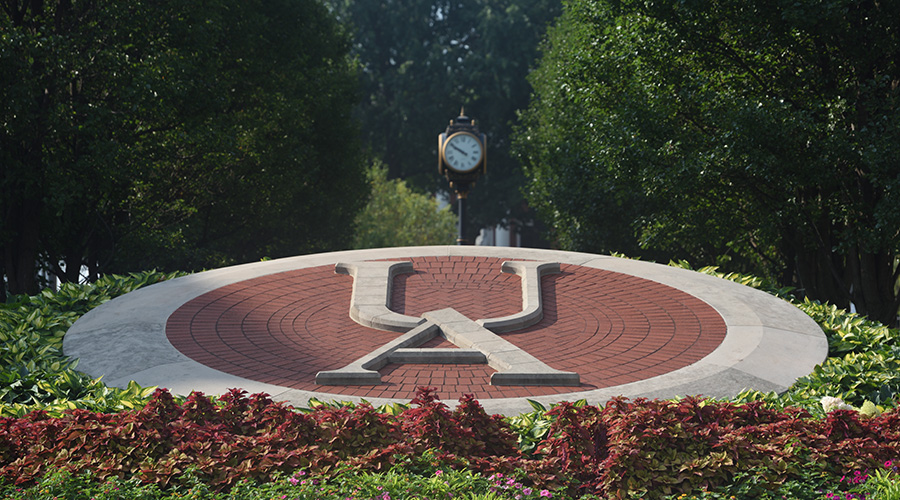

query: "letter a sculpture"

left=316, top=261, right=579, bottom=387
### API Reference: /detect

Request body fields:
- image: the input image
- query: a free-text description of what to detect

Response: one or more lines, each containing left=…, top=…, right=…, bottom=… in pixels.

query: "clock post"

left=438, top=109, right=486, bottom=245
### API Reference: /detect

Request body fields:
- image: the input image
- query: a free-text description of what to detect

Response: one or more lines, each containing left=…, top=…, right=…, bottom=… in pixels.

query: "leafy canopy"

left=515, top=0, right=900, bottom=324
left=0, top=0, right=367, bottom=294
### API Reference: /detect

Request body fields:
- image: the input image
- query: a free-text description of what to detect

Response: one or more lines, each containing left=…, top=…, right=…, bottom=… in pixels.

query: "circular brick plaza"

left=65, top=247, right=827, bottom=415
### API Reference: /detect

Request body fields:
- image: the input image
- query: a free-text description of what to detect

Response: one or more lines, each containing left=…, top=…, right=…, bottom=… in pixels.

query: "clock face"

left=442, top=132, right=483, bottom=173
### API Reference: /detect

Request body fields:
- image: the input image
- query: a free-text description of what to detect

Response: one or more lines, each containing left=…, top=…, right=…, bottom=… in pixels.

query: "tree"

left=329, top=0, right=561, bottom=241
left=352, top=162, right=456, bottom=248
left=1, top=0, right=367, bottom=295
left=515, top=0, right=900, bottom=324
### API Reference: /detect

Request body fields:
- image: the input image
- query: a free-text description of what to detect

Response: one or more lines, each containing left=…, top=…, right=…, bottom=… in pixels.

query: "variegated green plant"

left=0, top=271, right=182, bottom=416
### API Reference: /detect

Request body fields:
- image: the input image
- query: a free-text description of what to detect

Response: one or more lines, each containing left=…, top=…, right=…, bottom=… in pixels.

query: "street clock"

left=438, top=109, right=486, bottom=193
left=437, top=109, right=487, bottom=245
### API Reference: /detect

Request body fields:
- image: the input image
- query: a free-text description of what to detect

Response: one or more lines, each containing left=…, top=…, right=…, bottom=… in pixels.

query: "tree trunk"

left=3, top=199, right=42, bottom=296
left=792, top=238, right=899, bottom=327
left=847, top=247, right=900, bottom=327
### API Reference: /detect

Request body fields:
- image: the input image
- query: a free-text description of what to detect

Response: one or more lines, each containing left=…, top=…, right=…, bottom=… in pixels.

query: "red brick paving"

left=166, top=256, right=726, bottom=401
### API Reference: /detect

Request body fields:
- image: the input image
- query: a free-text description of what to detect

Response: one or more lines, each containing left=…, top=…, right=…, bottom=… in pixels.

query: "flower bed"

left=2, top=386, right=899, bottom=499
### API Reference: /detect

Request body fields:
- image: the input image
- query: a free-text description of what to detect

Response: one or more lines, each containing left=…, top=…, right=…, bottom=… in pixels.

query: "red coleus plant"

left=1, top=388, right=899, bottom=498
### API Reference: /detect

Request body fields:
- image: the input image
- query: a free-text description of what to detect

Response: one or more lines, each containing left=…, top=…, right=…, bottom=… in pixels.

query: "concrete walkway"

left=64, top=246, right=827, bottom=416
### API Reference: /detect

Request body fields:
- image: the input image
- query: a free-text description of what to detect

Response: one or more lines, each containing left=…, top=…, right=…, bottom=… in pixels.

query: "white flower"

left=821, top=396, right=854, bottom=412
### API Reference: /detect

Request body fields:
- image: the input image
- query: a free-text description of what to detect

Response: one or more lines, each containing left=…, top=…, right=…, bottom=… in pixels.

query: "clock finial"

left=452, top=107, right=472, bottom=126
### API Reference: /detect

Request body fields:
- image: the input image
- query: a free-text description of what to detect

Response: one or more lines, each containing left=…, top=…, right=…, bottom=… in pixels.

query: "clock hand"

left=450, top=143, right=468, bottom=156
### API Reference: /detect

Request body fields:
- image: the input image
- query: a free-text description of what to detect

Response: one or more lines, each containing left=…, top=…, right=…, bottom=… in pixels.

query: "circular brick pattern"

left=166, top=256, right=726, bottom=401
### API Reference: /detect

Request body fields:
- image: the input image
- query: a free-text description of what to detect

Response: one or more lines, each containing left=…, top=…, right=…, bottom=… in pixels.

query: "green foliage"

left=304, top=396, right=411, bottom=416
left=0, top=271, right=182, bottom=416
left=352, top=163, right=457, bottom=248
left=505, top=400, right=556, bottom=454
left=0, top=467, right=558, bottom=500
left=516, top=0, right=900, bottom=324
left=796, top=299, right=900, bottom=357
left=661, top=466, right=833, bottom=500
left=788, top=350, right=900, bottom=408
left=715, top=467, right=833, bottom=500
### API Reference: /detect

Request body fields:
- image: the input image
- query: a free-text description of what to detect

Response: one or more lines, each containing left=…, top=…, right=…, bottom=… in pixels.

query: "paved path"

left=64, top=247, right=827, bottom=415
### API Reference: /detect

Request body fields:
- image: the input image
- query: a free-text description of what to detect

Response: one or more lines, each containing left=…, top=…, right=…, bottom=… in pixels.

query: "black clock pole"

left=455, top=183, right=471, bottom=245
left=437, top=109, right=486, bottom=246
left=457, top=193, right=467, bottom=245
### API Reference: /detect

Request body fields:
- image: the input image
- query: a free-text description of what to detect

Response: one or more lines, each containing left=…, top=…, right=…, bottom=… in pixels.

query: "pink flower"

left=435, top=470, right=443, bottom=476
left=540, top=490, right=552, bottom=498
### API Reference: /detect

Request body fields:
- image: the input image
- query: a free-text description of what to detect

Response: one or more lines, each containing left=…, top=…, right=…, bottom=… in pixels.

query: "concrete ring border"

left=64, top=246, right=827, bottom=416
